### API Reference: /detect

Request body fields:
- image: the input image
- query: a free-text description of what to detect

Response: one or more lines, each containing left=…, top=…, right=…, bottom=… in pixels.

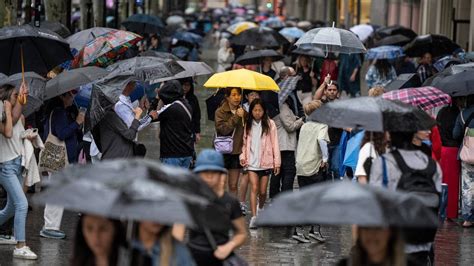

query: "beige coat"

left=274, top=103, right=304, bottom=151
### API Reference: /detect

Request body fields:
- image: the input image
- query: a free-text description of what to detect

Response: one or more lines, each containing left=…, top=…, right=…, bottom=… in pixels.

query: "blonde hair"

left=368, top=86, right=385, bottom=97
left=304, top=100, right=323, bottom=116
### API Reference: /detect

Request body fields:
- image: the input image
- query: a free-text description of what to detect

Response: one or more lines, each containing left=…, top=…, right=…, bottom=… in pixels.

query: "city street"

left=1, top=19, right=473, bottom=265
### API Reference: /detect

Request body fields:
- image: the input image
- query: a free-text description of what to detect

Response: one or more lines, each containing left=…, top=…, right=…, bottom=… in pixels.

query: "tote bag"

left=39, top=111, right=69, bottom=172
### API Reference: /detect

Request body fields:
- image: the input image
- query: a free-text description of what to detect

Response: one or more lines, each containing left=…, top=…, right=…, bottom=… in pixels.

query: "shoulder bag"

left=39, top=111, right=69, bottom=172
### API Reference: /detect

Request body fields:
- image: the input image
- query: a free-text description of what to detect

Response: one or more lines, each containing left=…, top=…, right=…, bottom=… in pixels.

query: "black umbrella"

left=373, top=34, right=411, bottom=47
left=423, top=62, right=474, bottom=87
left=256, top=181, right=438, bottom=228
left=429, top=69, right=474, bottom=97
left=0, top=24, right=73, bottom=76
left=404, top=34, right=461, bottom=58
left=29, top=21, right=71, bottom=38
left=139, top=50, right=179, bottom=60
left=33, top=159, right=230, bottom=230
left=0, top=72, right=46, bottom=117
left=385, top=73, right=421, bottom=91
left=229, top=27, right=289, bottom=48
left=235, top=49, right=284, bottom=65
left=105, top=56, right=184, bottom=82
left=44, top=66, right=110, bottom=100
left=85, top=84, right=115, bottom=132
left=122, top=14, right=165, bottom=34
left=375, top=25, right=417, bottom=40
left=291, top=46, right=325, bottom=58
left=150, top=61, right=214, bottom=84
left=309, top=97, right=436, bottom=132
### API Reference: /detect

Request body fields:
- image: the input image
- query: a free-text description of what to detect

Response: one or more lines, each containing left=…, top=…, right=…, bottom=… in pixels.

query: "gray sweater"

left=97, top=110, right=139, bottom=160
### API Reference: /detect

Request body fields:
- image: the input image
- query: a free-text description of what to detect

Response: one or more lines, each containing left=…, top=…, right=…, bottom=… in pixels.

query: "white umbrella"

left=350, top=24, right=374, bottom=42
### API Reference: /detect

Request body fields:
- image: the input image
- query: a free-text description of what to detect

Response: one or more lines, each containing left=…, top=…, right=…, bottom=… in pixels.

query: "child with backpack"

left=240, top=99, right=281, bottom=229
left=369, top=131, right=442, bottom=266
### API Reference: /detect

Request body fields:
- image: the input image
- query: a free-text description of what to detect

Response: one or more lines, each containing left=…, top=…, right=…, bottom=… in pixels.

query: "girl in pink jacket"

left=240, top=99, right=281, bottom=229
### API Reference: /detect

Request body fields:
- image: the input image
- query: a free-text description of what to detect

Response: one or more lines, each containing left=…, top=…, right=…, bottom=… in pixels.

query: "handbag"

left=203, top=228, right=248, bottom=266
left=39, top=111, right=69, bottom=172
left=214, top=129, right=235, bottom=154
left=460, top=112, right=474, bottom=164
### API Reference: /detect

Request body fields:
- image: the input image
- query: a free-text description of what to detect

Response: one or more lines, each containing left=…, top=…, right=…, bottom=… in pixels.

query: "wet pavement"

left=1, top=37, right=474, bottom=266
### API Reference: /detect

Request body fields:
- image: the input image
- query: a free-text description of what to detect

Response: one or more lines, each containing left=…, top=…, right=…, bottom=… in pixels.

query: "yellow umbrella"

left=227, top=22, right=258, bottom=35
left=204, top=69, right=279, bottom=91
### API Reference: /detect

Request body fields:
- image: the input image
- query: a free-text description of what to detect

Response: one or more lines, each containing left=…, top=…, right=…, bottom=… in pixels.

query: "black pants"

left=189, top=247, right=223, bottom=266
left=406, top=250, right=434, bottom=266
left=0, top=185, right=13, bottom=235
left=270, top=151, right=296, bottom=198
left=297, top=170, right=326, bottom=189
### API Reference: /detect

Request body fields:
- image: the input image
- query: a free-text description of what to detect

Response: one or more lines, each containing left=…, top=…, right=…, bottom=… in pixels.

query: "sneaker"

left=292, top=232, right=310, bottom=243
left=240, top=202, right=248, bottom=216
left=257, top=207, right=264, bottom=216
left=308, top=231, right=326, bottom=242
left=40, top=229, right=66, bottom=239
left=249, top=216, right=257, bottom=229
left=13, top=246, right=37, bottom=260
left=0, top=235, right=17, bottom=245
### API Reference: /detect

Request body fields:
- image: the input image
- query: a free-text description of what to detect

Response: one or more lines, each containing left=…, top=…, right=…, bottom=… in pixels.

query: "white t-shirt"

left=354, top=142, right=378, bottom=177
left=0, top=120, right=23, bottom=163
left=248, top=120, right=265, bottom=171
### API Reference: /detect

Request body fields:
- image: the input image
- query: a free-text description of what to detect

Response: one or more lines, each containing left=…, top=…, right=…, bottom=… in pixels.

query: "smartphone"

left=79, top=107, right=87, bottom=114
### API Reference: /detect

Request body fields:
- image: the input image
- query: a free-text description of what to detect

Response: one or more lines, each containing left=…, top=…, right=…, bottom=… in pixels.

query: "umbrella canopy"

left=30, top=21, right=71, bottom=38
left=278, top=76, right=300, bottom=106
left=229, top=27, right=289, bottom=48
left=291, top=46, right=325, bottom=58
left=279, top=27, right=306, bottom=40
left=33, top=159, right=230, bottom=230
left=261, top=17, right=285, bottom=29
left=105, top=56, right=184, bottom=83
left=67, top=27, right=115, bottom=51
left=44, top=66, right=110, bottom=100
left=375, top=25, right=417, bottom=40
left=122, top=14, right=165, bottom=34
left=226, top=21, right=258, bottom=35
left=139, top=50, right=179, bottom=60
left=383, top=86, right=451, bottom=111
left=172, top=31, right=203, bottom=46
left=204, top=69, right=279, bottom=91
left=150, top=61, right=214, bottom=84
left=423, top=62, right=474, bottom=87
left=0, top=24, right=73, bottom=76
left=385, top=73, right=421, bottom=91
left=235, top=49, right=284, bottom=66
left=373, top=34, right=411, bottom=47
left=72, top=29, right=142, bottom=68
left=404, top=34, right=461, bottom=58
left=0, top=72, right=46, bottom=116
left=429, top=69, right=474, bottom=96
left=296, top=26, right=367, bottom=54
left=366, top=45, right=404, bottom=60
left=166, top=15, right=185, bottom=26
left=350, top=24, right=374, bottom=42
left=309, top=96, right=437, bottom=132
left=256, top=181, right=438, bottom=228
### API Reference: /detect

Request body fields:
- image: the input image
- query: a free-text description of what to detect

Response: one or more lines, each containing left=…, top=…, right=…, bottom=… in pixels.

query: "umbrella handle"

left=21, top=44, right=25, bottom=83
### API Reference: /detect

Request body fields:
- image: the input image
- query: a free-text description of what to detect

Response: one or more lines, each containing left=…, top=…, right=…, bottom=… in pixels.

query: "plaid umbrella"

left=72, top=30, right=142, bottom=68
left=366, top=45, right=404, bottom=60
left=278, top=76, right=300, bottom=106
left=382, top=86, right=451, bottom=111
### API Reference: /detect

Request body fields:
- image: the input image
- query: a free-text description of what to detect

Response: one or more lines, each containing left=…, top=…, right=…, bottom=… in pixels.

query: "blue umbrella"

left=366, top=45, right=404, bottom=60
left=172, top=31, right=203, bottom=46
left=279, top=27, right=305, bottom=40
left=262, top=17, right=285, bottom=29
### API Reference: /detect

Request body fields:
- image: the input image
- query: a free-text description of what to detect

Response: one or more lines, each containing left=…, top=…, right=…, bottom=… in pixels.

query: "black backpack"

left=391, top=149, right=440, bottom=244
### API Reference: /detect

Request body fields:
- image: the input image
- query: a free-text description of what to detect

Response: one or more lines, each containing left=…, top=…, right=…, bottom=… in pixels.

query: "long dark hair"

left=390, top=131, right=417, bottom=150
left=246, top=98, right=270, bottom=136
left=71, top=215, right=125, bottom=266
left=0, top=84, right=16, bottom=101
left=361, top=131, right=387, bottom=155
left=374, top=59, right=392, bottom=79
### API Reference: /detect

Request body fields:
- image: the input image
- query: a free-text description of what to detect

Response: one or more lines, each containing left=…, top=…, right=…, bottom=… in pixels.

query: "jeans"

left=328, top=145, right=340, bottom=180
left=160, top=156, right=193, bottom=169
left=0, top=156, right=27, bottom=241
left=270, top=151, right=296, bottom=198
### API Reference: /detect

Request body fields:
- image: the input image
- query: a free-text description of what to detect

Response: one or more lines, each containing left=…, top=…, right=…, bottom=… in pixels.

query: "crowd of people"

left=1, top=6, right=474, bottom=266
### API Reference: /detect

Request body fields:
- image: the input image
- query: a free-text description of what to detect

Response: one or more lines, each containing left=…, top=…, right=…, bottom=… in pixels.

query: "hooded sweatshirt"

left=158, top=80, right=194, bottom=158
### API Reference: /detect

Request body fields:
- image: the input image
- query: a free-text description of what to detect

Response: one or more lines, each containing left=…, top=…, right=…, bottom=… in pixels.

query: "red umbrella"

left=382, top=86, right=451, bottom=111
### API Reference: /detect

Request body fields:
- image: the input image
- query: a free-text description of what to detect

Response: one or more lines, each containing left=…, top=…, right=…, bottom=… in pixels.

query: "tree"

left=44, top=0, right=68, bottom=25
left=92, top=0, right=104, bottom=26
left=0, top=0, right=18, bottom=27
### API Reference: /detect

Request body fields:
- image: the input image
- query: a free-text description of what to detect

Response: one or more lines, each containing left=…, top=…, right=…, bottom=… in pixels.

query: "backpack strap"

left=391, top=149, right=437, bottom=176
left=174, top=100, right=192, bottom=121
left=461, top=111, right=474, bottom=133
left=381, top=155, right=388, bottom=188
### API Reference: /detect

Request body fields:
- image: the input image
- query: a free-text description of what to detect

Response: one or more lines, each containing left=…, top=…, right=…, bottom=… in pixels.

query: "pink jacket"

left=240, top=119, right=281, bottom=169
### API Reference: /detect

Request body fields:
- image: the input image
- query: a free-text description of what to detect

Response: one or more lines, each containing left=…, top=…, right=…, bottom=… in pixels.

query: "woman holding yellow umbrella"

left=205, top=69, right=279, bottom=197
